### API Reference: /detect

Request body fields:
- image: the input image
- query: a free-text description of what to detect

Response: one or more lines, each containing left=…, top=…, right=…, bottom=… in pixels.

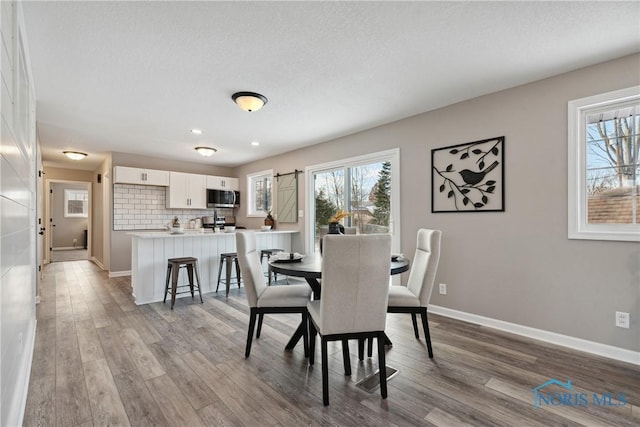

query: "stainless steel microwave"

left=207, top=189, right=240, bottom=208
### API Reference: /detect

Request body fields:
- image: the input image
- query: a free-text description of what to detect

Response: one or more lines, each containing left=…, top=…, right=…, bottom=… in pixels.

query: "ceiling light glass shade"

left=232, top=91, right=268, bottom=112
left=195, top=146, right=217, bottom=157
left=190, top=129, right=203, bottom=135
left=63, top=151, right=87, bottom=160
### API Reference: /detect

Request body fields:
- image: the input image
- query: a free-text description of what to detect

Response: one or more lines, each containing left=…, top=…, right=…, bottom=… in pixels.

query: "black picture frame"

left=431, top=136, right=505, bottom=213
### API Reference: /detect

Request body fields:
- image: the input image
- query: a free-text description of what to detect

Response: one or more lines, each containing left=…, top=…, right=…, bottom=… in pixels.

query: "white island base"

left=129, top=230, right=296, bottom=305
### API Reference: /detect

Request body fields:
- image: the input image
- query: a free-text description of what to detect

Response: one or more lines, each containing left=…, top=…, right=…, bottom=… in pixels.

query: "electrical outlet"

left=439, top=283, right=447, bottom=295
left=615, top=311, right=630, bottom=328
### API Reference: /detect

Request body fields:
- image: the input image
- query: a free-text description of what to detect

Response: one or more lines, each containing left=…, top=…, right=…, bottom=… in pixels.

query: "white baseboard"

left=52, top=246, right=82, bottom=251
left=90, top=256, right=105, bottom=270
left=429, top=305, right=640, bottom=366
left=109, top=270, right=131, bottom=278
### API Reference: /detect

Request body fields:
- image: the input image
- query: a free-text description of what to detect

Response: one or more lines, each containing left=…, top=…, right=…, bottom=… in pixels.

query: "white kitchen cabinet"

left=113, top=166, right=169, bottom=186
left=206, top=175, right=239, bottom=191
left=166, top=172, right=207, bottom=209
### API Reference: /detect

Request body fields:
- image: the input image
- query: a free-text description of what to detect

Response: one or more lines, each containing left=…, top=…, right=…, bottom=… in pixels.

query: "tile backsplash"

left=113, top=184, right=230, bottom=230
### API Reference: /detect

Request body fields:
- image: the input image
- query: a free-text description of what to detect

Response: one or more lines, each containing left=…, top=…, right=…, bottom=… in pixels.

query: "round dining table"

left=269, top=253, right=410, bottom=351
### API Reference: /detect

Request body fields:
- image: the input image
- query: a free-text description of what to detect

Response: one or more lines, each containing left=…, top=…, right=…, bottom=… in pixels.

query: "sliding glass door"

left=306, top=149, right=400, bottom=253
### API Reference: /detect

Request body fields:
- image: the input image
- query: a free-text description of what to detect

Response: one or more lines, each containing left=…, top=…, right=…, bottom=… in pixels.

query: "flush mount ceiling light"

left=195, top=146, right=217, bottom=157
left=63, top=151, right=87, bottom=160
left=250, top=141, right=260, bottom=146
left=190, top=129, right=203, bottom=135
left=232, top=91, right=268, bottom=112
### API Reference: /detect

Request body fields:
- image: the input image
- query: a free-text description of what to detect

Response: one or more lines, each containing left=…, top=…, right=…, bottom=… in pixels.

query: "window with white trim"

left=246, top=170, right=273, bottom=217
left=305, top=149, right=401, bottom=254
left=568, top=86, right=639, bottom=242
left=64, top=189, right=89, bottom=218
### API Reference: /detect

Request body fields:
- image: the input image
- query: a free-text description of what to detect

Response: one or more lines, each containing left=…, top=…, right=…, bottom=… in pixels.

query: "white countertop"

left=128, top=229, right=297, bottom=238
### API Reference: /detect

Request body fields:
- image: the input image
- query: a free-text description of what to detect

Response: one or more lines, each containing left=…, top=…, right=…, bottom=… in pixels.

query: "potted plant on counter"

left=328, top=209, right=350, bottom=234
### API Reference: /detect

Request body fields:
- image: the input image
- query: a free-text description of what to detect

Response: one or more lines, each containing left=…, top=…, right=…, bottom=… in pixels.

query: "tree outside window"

left=312, top=160, right=391, bottom=249
left=587, top=111, right=639, bottom=224
left=568, top=86, right=639, bottom=241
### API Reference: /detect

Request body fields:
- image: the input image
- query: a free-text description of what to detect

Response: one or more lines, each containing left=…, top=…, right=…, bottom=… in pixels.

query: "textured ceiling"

left=22, top=1, right=640, bottom=171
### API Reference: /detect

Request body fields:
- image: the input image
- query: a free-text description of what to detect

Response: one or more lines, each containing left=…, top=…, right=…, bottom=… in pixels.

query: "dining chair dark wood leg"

left=342, top=340, right=351, bottom=376
left=367, top=337, right=373, bottom=358
left=358, top=339, right=365, bottom=361
left=377, top=331, right=388, bottom=399
left=411, top=313, right=419, bottom=338
left=234, top=257, right=242, bottom=289
left=321, top=337, right=330, bottom=406
left=301, top=311, right=309, bottom=358
left=308, top=320, right=317, bottom=365
left=256, top=313, right=264, bottom=338
left=420, top=307, right=433, bottom=358
left=245, top=308, right=258, bottom=357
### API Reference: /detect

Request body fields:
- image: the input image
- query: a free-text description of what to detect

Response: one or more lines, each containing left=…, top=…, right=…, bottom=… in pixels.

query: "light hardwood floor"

left=24, top=260, right=639, bottom=426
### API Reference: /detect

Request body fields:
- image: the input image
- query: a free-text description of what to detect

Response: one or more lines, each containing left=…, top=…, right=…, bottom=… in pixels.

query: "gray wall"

left=51, top=182, right=89, bottom=248
left=233, top=53, right=640, bottom=352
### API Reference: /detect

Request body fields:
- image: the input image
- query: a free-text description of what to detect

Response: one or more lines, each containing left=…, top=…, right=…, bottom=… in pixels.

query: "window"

left=246, top=170, right=273, bottom=217
left=306, top=149, right=400, bottom=253
left=568, top=86, right=639, bottom=242
left=64, top=189, right=89, bottom=218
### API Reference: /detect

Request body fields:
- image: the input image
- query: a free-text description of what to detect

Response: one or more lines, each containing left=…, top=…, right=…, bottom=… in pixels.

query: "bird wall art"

left=431, top=136, right=505, bottom=212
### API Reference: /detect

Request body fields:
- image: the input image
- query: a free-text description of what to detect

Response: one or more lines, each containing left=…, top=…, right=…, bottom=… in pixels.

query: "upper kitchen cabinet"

left=206, top=175, right=239, bottom=191
left=166, top=171, right=207, bottom=209
left=113, top=166, right=169, bottom=186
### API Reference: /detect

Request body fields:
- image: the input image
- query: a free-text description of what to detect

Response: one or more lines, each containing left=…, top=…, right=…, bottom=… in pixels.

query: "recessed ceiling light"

left=63, top=151, right=87, bottom=160
left=191, top=129, right=203, bottom=135
left=195, top=146, right=217, bottom=157
left=250, top=141, right=260, bottom=146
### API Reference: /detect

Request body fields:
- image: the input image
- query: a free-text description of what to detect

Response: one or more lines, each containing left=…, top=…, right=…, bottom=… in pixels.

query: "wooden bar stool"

left=164, top=257, right=203, bottom=310
left=260, top=248, right=283, bottom=285
left=216, top=252, right=242, bottom=297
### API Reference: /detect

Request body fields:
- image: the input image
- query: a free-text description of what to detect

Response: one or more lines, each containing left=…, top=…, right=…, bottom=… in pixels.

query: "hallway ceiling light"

left=63, top=151, right=87, bottom=160
left=195, top=146, right=217, bottom=157
left=190, top=129, right=203, bottom=135
left=232, top=91, right=268, bottom=112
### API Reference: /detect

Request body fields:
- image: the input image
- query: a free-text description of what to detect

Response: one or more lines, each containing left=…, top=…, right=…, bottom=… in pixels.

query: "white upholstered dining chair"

left=235, top=231, right=312, bottom=357
left=387, top=228, right=442, bottom=358
left=307, top=234, right=392, bottom=406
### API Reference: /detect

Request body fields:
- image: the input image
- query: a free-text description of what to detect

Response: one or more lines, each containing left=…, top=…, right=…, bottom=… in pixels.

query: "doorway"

left=45, top=179, right=91, bottom=263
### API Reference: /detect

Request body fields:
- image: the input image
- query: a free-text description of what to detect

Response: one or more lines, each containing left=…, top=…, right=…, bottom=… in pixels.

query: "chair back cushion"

left=236, top=231, right=267, bottom=307
left=320, top=234, right=391, bottom=335
left=406, top=229, right=442, bottom=306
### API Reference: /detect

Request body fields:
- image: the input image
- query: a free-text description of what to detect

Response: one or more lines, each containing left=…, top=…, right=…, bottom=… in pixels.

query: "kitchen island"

left=129, top=230, right=297, bottom=305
